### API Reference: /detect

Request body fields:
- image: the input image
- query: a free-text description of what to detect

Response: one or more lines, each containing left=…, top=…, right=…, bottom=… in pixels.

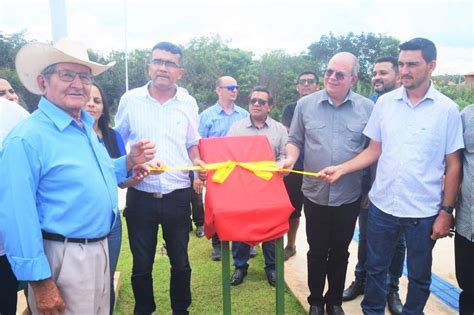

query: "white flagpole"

left=49, top=0, right=68, bottom=43
left=124, top=0, right=129, bottom=91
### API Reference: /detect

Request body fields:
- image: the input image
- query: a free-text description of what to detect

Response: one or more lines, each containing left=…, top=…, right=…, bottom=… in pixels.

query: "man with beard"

left=319, top=38, right=464, bottom=315
left=343, top=57, right=405, bottom=315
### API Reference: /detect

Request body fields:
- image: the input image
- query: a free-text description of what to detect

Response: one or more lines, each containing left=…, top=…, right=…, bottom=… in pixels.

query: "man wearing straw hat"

left=0, top=38, right=156, bottom=314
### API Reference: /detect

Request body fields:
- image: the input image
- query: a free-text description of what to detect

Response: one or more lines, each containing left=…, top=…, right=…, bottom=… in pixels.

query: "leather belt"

left=42, top=231, right=107, bottom=244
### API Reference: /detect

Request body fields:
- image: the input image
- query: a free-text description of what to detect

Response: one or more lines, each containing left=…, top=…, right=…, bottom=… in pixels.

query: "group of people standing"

left=0, top=35, right=472, bottom=315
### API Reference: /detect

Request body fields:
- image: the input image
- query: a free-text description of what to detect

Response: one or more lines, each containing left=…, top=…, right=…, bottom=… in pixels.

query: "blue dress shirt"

left=0, top=97, right=127, bottom=281
left=198, top=102, right=249, bottom=138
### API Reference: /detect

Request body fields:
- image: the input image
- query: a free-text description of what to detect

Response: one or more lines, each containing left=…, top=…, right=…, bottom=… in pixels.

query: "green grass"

left=115, top=221, right=306, bottom=314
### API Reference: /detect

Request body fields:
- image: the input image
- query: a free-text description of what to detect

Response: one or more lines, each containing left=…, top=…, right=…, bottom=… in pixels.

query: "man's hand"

left=193, top=178, right=204, bottom=194
left=29, top=278, right=66, bottom=314
left=127, top=139, right=156, bottom=170
left=318, top=165, right=345, bottom=183
left=194, top=159, right=207, bottom=181
left=431, top=210, right=454, bottom=240
left=133, top=161, right=164, bottom=180
left=276, top=158, right=295, bottom=176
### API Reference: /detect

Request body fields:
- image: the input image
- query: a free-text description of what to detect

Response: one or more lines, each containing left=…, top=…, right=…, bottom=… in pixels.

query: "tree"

left=308, top=32, right=400, bottom=93
left=181, top=35, right=255, bottom=111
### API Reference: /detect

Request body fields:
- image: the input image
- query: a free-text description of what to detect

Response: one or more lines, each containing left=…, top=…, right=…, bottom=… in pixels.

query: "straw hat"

left=15, top=38, right=115, bottom=95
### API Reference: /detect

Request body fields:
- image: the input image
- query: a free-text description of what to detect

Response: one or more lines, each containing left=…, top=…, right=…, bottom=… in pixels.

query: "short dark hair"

left=374, top=56, right=399, bottom=73
left=297, top=71, right=319, bottom=84
left=151, top=42, right=183, bottom=63
left=249, top=86, right=273, bottom=105
left=399, top=38, right=437, bottom=63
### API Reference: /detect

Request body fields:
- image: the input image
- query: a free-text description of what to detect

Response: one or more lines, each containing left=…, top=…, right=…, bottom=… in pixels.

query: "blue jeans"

left=355, top=207, right=406, bottom=293
left=362, top=203, right=436, bottom=315
left=125, top=187, right=192, bottom=314
left=232, top=241, right=275, bottom=274
left=108, top=214, right=122, bottom=314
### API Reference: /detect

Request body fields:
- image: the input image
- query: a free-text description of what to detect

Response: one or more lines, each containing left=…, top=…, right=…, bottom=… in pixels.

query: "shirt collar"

left=215, top=102, right=242, bottom=114
left=322, top=89, right=355, bottom=107
left=38, top=97, right=93, bottom=132
left=143, top=81, right=189, bottom=103
left=246, top=115, right=271, bottom=129
left=394, top=80, right=436, bottom=105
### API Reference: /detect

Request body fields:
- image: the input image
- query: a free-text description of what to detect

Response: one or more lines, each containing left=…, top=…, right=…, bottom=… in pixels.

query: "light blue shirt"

left=115, top=83, right=200, bottom=194
left=365, top=83, right=464, bottom=218
left=198, top=102, right=249, bottom=138
left=0, top=97, right=127, bottom=281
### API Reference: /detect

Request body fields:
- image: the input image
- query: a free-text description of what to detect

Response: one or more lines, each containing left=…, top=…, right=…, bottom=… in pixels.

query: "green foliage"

left=181, top=34, right=255, bottom=111
left=308, top=32, right=400, bottom=93
left=435, top=84, right=474, bottom=110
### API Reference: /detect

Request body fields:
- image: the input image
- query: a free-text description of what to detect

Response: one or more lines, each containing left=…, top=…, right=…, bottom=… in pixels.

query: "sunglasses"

left=324, top=69, right=348, bottom=81
left=249, top=98, right=268, bottom=106
left=298, top=79, right=317, bottom=85
left=220, top=85, right=239, bottom=91
left=150, top=59, right=180, bottom=69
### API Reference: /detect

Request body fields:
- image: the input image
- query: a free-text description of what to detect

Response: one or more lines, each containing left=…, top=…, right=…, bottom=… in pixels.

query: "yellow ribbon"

left=148, top=160, right=320, bottom=183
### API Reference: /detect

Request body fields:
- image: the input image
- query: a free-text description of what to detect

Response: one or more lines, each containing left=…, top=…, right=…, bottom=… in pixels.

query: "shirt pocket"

left=306, top=121, right=326, bottom=146
left=345, top=122, right=366, bottom=152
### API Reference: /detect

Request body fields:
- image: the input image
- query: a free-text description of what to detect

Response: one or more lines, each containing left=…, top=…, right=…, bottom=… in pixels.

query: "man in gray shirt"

left=456, top=104, right=474, bottom=314
left=227, top=86, right=288, bottom=287
left=278, top=52, right=373, bottom=315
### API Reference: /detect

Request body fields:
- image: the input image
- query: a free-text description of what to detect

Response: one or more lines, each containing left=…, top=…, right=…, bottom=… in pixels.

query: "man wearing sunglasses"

left=227, top=86, right=288, bottom=287
left=281, top=71, right=320, bottom=261
left=278, top=52, right=373, bottom=315
left=319, top=38, right=464, bottom=315
left=115, top=41, right=206, bottom=315
left=199, top=76, right=249, bottom=261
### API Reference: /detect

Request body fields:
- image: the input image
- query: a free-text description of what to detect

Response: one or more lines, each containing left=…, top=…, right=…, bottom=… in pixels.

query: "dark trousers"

left=189, top=172, right=204, bottom=228
left=0, top=255, right=18, bottom=315
left=124, top=187, right=192, bottom=314
left=304, top=198, right=360, bottom=307
left=355, top=207, right=406, bottom=293
left=232, top=240, right=275, bottom=274
left=455, top=232, right=474, bottom=315
left=362, top=204, right=436, bottom=315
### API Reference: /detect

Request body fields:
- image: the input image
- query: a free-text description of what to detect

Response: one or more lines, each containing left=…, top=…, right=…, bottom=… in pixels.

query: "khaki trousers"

left=29, top=238, right=110, bottom=315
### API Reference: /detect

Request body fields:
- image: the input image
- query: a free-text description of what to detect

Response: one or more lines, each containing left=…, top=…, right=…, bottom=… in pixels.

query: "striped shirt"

left=115, top=82, right=200, bottom=194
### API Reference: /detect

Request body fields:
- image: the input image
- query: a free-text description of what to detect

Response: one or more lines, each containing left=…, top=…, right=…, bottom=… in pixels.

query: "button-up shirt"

left=0, top=98, right=29, bottom=256
left=0, top=97, right=126, bottom=281
left=288, top=90, right=373, bottom=206
left=228, top=116, right=287, bottom=161
left=199, top=102, right=249, bottom=138
left=457, top=104, right=474, bottom=241
left=365, top=84, right=464, bottom=218
left=115, top=83, right=200, bottom=194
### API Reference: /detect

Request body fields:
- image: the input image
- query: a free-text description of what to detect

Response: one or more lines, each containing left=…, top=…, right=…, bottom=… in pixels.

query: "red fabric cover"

left=200, top=135, right=294, bottom=245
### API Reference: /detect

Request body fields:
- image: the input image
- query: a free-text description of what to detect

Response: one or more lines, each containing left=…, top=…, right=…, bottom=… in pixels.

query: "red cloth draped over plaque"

left=200, top=135, right=294, bottom=246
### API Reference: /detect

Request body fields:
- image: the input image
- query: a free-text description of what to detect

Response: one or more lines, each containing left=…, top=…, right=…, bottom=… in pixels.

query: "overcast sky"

left=1, top=0, right=473, bottom=74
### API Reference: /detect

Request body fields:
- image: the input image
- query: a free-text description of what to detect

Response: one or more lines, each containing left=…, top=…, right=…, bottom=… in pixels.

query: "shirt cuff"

left=113, top=156, right=128, bottom=184
left=8, top=254, right=52, bottom=281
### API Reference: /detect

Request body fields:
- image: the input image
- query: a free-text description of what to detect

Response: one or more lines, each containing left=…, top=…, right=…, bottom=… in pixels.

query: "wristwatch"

left=441, top=205, right=454, bottom=214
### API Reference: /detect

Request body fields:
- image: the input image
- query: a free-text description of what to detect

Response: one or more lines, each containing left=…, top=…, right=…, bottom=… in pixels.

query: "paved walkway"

left=284, top=212, right=460, bottom=314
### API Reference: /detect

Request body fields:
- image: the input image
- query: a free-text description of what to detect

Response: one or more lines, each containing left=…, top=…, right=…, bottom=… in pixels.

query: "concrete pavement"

left=284, top=212, right=460, bottom=314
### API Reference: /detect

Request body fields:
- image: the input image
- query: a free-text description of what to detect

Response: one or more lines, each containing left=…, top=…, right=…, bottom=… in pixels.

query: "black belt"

left=42, top=231, right=107, bottom=244
left=130, top=187, right=188, bottom=199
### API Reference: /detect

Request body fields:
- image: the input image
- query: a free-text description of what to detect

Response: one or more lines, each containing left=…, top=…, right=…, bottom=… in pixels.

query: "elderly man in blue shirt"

left=0, top=38, right=156, bottom=315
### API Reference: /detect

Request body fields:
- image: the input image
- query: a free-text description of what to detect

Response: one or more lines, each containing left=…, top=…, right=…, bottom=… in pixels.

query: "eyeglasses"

left=298, top=79, right=317, bottom=85
left=219, top=85, right=239, bottom=91
left=324, top=69, right=348, bottom=81
left=53, top=70, right=93, bottom=84
left=249, top=98, right=268, bottom=106
left=150, top=59, right=180, bottom=69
